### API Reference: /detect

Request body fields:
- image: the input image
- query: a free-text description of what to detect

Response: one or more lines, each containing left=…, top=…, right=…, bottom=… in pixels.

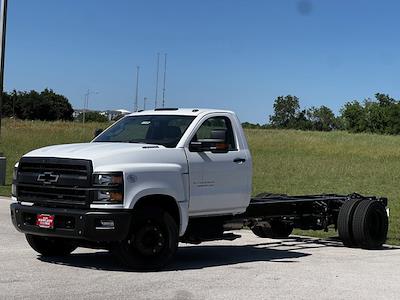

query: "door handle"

left=233, top=158, right=246, bottom=164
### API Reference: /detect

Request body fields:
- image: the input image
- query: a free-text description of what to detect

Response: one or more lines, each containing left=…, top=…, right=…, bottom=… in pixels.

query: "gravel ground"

left=1, top=197, right=400, bottom=300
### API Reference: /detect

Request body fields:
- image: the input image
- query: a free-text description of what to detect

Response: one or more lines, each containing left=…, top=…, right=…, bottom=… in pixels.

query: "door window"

left=192, top=116, right=237, bottom=151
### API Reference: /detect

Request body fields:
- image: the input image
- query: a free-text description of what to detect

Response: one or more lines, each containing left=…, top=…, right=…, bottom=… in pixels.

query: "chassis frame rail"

left=245, top=193, right=388, bottom=232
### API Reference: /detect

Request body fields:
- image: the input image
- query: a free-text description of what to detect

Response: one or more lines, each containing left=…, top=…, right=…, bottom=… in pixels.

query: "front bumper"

left=10, top=203, right=132, bottom=242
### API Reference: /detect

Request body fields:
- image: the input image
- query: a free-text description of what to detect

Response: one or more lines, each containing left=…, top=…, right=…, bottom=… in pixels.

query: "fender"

left=121, top=163, right=189, bottom=236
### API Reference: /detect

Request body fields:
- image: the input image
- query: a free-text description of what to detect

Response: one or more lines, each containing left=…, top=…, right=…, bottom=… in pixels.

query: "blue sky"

left=5, top=0, right=400, bottom=123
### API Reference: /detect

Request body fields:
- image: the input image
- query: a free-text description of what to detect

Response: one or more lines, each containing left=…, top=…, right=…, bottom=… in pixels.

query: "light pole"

left=0, top=0, right=7, bottom=185
left=0, top=0, right=8, bottom=139
left=162, top=53, right=167, bottom=108
left=154, top=53, right=160, bottom=109
left=143, top=97, right=148, bottom=110
left=82, top=89, right=99, bottom=124
left=134, top=66, right=140, bottom=112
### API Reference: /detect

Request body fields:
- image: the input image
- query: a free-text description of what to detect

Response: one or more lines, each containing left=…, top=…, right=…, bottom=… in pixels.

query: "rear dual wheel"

left=337, top=199, right=361, bottom=247
left=338, top=199, right=388, bottom=249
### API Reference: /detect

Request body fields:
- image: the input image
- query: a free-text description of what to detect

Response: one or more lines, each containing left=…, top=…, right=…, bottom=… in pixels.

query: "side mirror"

left=93, top=128, right=103, bottom=138
left=189, top=129, right=229, bottom=153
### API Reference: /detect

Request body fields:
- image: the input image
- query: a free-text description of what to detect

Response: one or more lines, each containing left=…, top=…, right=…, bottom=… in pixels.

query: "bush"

left=2, top=89, right=73, bottom=121
left=75, top=111, right=109, bottom=123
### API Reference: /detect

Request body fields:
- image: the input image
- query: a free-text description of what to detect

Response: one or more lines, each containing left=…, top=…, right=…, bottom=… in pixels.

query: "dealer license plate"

left=36, top=214, right=55, bottom=229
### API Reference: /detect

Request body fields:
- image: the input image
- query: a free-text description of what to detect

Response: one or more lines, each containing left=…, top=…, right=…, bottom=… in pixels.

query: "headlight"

left=93, top=173, right=123, bottom=186
left=93, top=172, right=124, bottom=204
left=12, top=164, right=18, bottom=181
left=12, top=163, right=18, bottom=197
left=96, top=190, right=124, bottom=203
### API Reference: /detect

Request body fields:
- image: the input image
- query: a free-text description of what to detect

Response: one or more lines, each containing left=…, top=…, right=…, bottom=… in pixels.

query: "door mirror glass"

left=189, top=129, right=229, bottom=153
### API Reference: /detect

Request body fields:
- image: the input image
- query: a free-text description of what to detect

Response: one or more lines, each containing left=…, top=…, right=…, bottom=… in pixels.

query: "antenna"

left=162, top=53, right=167, bottom=108
left=154, top=53, right=160, bottom=109
left=134, top=66, right=140, bottom=112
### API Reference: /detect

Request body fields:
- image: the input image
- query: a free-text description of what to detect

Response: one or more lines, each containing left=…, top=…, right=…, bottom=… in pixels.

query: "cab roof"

left=127, top=108, right=235, bottom=117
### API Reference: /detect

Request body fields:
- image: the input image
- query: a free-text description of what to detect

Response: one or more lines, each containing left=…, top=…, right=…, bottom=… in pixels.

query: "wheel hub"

left=133, top=223, right=166, bottom=256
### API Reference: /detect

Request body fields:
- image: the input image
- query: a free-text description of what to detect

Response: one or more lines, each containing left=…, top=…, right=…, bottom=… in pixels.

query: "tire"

left=337, top=198, right=362, bottom=247
left=25, top=234, right=77, bottom=256
left=252, top=220, right=293, bottom=238
left=352, top=200, right=388, bottom=249
left=113, top=207, right=179, bottom=271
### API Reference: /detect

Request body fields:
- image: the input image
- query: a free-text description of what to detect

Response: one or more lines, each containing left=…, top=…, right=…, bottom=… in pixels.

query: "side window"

left=193, top=116, right=237, bottom=151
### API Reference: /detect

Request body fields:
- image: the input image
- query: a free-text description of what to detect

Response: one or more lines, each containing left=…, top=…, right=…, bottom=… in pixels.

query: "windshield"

left=93, top=115, right=195, bottom=148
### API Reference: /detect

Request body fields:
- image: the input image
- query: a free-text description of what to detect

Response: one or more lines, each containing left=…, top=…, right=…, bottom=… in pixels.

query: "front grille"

left=16, top=157, right=93, bottom=208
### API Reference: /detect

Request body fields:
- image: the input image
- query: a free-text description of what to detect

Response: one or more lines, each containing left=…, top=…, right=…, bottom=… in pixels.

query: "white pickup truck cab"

left=10, top=108, right=389, bottom=270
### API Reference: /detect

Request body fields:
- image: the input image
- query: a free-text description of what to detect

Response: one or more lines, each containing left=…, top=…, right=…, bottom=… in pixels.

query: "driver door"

left=185, top=115, right=250, bottom=216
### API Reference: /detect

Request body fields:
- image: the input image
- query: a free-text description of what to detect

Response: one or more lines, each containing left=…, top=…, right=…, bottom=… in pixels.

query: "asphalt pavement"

left=1, top=197, right=400, bottom=300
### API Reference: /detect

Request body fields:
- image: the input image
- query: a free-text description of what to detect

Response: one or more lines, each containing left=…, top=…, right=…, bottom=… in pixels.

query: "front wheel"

left=25, top=234, right=77, bottom=256
left=113, top=207, right=179, bottom=271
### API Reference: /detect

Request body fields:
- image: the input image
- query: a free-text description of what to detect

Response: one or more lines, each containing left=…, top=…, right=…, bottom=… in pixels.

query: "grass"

left=247, top=129, right=400, bottom=244
left=0, top=120, right=399, bottom=244
left=0, top=119, right=105, bottom=195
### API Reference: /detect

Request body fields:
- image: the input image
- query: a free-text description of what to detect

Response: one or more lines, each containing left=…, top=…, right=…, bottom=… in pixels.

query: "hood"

left=25, top=142, right=163, bottom=160
left=23, top=142, right=187, bottom=171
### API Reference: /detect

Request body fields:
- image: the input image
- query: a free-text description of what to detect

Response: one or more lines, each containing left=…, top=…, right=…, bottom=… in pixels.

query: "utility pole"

left=143, top=97, right=148, bottom=110
left=134, top=66, right=140, bottom=112
left=154, top=53, right=160, bottom=109
left=0, top=0, right=8, bottom=139
left=162, top=53, right=167, bottom=108
left=82, top=90, right=88, bottom=124
left=82, top=89, right=98, bottom=124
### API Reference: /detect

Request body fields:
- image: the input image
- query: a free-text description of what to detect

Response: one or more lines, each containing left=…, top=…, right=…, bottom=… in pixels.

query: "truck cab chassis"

left=10, top=108, right=389, bottom=270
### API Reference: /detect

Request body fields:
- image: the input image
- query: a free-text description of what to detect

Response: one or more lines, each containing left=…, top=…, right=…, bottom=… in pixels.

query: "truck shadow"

left=36, top=236, right=322, bottom=272
left=38, top=244, right=309, bottom=272
left=37, top=236, right=398, bottom=272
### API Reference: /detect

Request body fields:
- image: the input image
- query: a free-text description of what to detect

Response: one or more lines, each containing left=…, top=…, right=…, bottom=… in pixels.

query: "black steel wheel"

left=114, top=207, right=178, bottom=271
left=25, top=234, right=77, bottom=256
left=352, top=200, right=388, bottom=249
left=337, top=198, right=362, bottom=247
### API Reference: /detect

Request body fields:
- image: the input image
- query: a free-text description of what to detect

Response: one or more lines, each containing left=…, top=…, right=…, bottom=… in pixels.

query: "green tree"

left=341, top=93, right=399, bottom=134
left=375, top=93, right=395, bottom=107
left=293, top=109, right=313, bottom=130
left=386, top=103, right=400, bottom=134
left=2, top=89, right=73, bottom=120
left=340, top=101, right=366, bottom=132
left=242, top=122, right=264, bottom=129
left=269, top=95, right=300, bottom=128
left=40, top=89, right=74, bottom=120
left=307, top=105, right=337, bottom=131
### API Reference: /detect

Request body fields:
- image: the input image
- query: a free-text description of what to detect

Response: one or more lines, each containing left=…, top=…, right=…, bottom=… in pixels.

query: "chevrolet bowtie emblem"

left=37, top=172, right=59, bottom=184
